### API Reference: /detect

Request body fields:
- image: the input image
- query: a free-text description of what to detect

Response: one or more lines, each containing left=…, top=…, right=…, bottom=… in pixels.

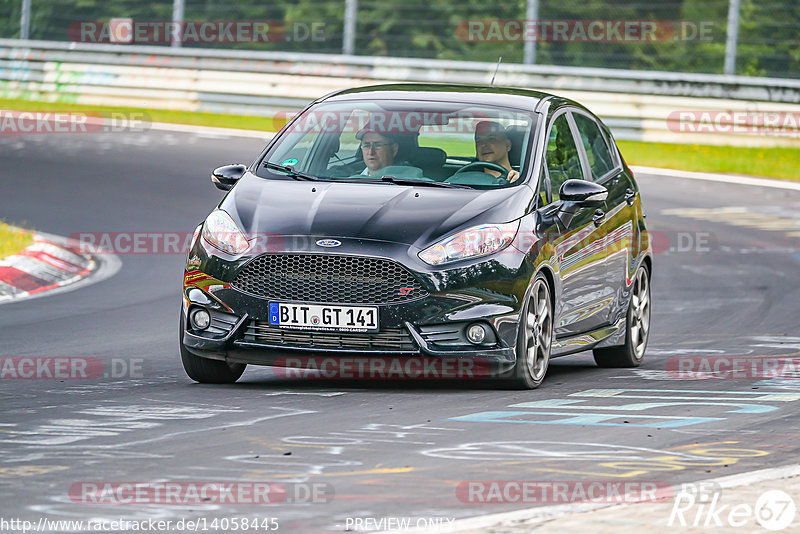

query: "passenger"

left=474, top=121, right=521, bottom=182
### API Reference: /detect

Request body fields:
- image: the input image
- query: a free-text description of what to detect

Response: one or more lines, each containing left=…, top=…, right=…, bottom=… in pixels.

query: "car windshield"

left=256, top=100, right=537, bottom=189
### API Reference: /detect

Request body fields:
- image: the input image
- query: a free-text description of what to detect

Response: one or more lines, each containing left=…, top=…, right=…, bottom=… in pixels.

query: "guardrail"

left=2, top=39, right=799, bottom=147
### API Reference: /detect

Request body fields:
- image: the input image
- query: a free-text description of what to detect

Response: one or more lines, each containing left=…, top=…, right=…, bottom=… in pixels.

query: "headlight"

left=418, top=221, right=519, bottom=265
left=201, top=210, right=250, bottom=255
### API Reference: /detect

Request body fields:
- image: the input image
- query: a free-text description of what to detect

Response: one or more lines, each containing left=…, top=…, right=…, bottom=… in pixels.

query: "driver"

left=474, top=121, right=521, bottom=183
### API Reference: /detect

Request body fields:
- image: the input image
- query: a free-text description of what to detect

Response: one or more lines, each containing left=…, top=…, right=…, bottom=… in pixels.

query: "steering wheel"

left=452, top=161, right=511, bottom=185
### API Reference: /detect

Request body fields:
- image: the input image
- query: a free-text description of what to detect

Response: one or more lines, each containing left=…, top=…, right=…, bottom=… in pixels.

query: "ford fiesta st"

left=179, top=84, right=652, bottom=389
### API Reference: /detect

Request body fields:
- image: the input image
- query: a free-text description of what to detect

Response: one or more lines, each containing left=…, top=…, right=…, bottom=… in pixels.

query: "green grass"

left=0, top=98, right=285, bottom=132
left=2, top=98, right=798, bottom=180
left=0, top=222, right=33, bottom=259
left=418, top=135, right=475, bottom=157
left=617, top=140, right=800, bottom=181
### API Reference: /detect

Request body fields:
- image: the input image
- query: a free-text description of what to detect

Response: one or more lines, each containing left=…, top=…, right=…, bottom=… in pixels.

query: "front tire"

left=179, top=311, right=246, bottom=384
left=507, top=274, right=553, bottom=389
left=593, top=264, right=651, bottom=368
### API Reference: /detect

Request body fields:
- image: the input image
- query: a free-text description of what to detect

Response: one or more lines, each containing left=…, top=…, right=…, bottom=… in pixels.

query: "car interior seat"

left=505, top=125, right=527, bottom=169
left=412, top=147, right=448, bottom=180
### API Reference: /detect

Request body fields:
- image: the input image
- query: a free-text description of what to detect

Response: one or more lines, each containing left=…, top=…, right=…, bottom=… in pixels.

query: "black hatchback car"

left=180, top=84, right=652, bottom=389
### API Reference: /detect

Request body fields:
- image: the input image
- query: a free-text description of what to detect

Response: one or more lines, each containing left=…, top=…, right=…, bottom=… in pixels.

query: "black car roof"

left=320, top=83, right=556, bottom=110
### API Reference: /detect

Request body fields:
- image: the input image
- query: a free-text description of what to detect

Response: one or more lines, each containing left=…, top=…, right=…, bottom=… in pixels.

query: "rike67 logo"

left=669, top=482, right=796, bottom=531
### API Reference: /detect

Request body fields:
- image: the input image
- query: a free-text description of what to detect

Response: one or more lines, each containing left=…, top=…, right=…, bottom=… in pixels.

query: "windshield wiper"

left=377, top=176, right=471, bottom=189
left=263, top=161, right=319, bottom=181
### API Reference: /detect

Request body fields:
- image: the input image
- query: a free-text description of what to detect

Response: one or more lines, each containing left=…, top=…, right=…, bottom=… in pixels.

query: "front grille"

left=231, top=254, right=427, bottom=304
left=244, top=321, right=417, bottom=352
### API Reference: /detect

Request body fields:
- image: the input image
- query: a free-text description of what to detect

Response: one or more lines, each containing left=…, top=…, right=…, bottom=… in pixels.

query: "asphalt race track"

left=2, top=129, right=800, bottom=532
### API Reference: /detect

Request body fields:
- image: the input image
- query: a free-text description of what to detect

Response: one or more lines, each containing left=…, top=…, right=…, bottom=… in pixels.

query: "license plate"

left=269, top=303, right=379, bottom=332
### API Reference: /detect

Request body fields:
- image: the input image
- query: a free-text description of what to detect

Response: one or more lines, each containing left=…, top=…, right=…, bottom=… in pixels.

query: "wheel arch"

left=641, top=253, right=653, bottom=279
left=534, top=262, right=558, bottom=313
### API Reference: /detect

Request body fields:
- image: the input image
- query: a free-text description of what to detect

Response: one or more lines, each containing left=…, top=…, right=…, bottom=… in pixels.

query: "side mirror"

left=211, top=164, right=246, bottom=191
left=559, top=179, right=608, bottom=208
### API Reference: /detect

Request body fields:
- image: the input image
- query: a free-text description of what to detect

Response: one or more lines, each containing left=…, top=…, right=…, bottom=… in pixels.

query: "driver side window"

left=545, top=114, right=583, bottom=202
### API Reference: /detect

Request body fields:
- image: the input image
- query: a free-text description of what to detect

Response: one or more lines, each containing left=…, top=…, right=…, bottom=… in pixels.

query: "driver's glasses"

left=361, top=142, right=392, bottom=152
left=475, top=134, right=503, bottom=146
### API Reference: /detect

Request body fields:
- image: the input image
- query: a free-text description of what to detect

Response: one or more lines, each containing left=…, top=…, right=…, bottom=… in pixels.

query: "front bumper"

left=181, top=233, right=537, bottom=373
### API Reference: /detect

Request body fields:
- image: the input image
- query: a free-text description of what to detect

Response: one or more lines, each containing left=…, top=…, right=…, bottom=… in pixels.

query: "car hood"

left=220, top=172, right=535, bottom=248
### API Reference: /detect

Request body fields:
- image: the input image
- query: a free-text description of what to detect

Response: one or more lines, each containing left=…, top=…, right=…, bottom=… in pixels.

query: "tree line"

left=1, top=0, right=797, bottom=78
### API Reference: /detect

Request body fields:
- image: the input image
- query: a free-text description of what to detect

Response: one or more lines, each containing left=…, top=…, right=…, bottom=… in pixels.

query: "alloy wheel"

left=630, top=267, right=650, bottom=360
left=525, top=278, right=552, bottom=381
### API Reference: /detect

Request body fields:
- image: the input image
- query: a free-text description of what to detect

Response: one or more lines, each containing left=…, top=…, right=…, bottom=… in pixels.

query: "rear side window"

left=545, top=114, right=583, bottom=202
left=573, top=113, right=615, bottom=181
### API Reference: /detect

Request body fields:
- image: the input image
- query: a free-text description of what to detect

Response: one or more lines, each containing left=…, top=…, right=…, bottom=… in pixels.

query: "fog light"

left=466, top=323, right=487, bottom=344
left=190, top=308, right=211, bottom=330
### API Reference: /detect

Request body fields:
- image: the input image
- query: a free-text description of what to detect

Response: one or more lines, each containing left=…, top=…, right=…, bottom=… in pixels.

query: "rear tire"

left=506, top=274, right=553, bottom=389
left=593, top=264, right=651, bottom=368
left=179, top=310, right=245, bottom=384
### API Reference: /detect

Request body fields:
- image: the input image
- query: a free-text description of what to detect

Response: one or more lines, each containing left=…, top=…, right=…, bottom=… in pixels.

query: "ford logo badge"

left=316, top=239, right=342, bottom=248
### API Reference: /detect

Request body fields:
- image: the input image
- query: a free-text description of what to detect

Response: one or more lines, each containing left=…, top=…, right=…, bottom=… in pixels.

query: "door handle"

left=625, top=188, right=636, bottom=206
left=593, top=209, right=606, bottom=226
